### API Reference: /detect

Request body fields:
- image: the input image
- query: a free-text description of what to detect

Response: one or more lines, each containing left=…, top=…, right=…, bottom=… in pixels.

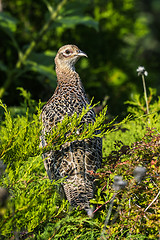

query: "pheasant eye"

left=63, top=49, right=72, bottom=57
left=65, top=50, right=70, bottom=54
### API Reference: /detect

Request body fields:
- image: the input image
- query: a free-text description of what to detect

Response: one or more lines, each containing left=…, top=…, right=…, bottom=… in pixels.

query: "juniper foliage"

left=0, top=94, right=114, bottom=238
left=0, top=89, right=160, bottom=239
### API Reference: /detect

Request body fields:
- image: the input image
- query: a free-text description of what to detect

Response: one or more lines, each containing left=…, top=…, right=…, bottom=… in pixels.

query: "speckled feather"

left=41, top=45, right=102, bottom=211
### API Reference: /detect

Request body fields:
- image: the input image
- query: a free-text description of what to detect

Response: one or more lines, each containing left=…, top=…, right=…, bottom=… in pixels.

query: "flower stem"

left=142, top=74, right=149, bottom=115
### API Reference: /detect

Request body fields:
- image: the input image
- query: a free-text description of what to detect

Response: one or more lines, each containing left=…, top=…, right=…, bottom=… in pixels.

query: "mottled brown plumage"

left=41, top=45, right=102, bottom=213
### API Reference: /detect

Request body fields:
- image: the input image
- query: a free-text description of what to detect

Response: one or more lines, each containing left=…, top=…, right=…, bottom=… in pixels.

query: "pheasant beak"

left=76, top=50, right=88, bottom=58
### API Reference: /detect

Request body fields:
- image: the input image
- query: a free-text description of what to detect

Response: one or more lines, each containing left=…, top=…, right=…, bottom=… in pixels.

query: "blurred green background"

left=0, top=0, right=160, bottom=117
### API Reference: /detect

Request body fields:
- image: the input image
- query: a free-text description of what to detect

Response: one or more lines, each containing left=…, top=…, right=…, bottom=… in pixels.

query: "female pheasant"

left=41, top=45, right=102, bottom=213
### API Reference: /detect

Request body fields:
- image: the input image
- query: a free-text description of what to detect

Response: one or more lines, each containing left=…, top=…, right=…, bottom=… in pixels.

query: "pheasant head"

left=55, top=45, right=87, bottom=74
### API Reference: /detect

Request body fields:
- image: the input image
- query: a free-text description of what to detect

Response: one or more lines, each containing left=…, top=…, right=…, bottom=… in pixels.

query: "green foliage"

left=1, top=1, right=160, bottom=238
left=0, top=92, right=111, bottom=239
left=1, top=156, right=66, bottom=235
left=98, top=128, right=160, bottom=239
left=0, top=89, right=160, bottom=239
left=0, top=0, right=99, bottom=106
left=103, top=88, right=160, bottom=155
left=98, top=90, right=160, bottom=239
left=1, top=0, right=160, bottom=116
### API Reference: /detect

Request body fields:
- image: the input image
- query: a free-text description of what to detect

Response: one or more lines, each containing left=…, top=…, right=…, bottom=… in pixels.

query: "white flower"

left=112, top=175, right=127, bottom=191
left=133, top=166, right=146, bottom=182
left=86, top=208, right=94, bottom=218
left=137, top=66, right=148, bottom=76
left=76, top=130, right=80, bottom=135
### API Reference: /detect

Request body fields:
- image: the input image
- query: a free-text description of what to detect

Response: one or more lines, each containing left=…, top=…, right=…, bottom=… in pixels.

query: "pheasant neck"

left=56, top=67, right=82, bottom=87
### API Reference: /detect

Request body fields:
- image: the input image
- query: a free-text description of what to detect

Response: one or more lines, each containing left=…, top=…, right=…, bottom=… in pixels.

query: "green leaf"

left=61, top=1, right=93, bottom=17
left=0, top=61, right=7, bottom=72
left=24, top=60, right=56, bottom=81
left=57, top=16, right=99, bottom=31
left=0, top=12, right=19, bottom=52
left=28, top=50, right=56, bottom=66
left=0, top=12, right=18, bottom=33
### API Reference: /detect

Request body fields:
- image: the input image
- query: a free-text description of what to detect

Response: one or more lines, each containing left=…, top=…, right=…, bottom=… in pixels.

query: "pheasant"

left=41, top=45, right=102, bottom=214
